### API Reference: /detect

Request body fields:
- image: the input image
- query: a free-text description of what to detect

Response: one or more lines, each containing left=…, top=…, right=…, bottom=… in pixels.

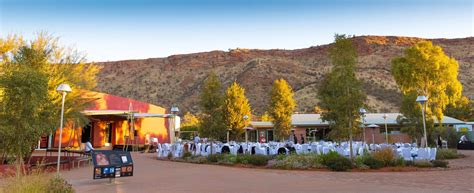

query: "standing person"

left=437, top=135, right=443, bottom=148
left=300, top=134, right=305, bottom=144
left=293, top=133, right=298, bottom=144
left=194, top=134, right=201, bottom=144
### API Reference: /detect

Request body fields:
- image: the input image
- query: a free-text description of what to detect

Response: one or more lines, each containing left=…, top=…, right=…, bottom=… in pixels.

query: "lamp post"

left=359, top=108, right=367, bottom=146
left=382, top=114, right=389, bottom=144
left=227, top=128, right=232, bottom=143
left=367, top=124, right=379, bottom=151
left=56, top=84, right=71, bottom=175
left=416, top=96, right=428, bottom=148
left=170, top=106, right=179, bottom=143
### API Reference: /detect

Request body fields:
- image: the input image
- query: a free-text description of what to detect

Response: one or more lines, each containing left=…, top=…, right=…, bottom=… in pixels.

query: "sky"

left=1, top=0, right=472, bottom=62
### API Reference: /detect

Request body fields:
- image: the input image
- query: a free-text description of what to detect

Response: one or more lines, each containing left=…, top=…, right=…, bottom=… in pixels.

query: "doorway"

left=81, top=123, right=93, bottom=143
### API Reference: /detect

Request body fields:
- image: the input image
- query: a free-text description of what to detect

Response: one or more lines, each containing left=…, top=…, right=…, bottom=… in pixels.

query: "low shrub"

left=373, top=148, right=395, bottom=167
left=47, top=176, right=74, bottom=193
left=436, top=149, right=464, bottom=160
left=390, top=157, right=406, bottom=167
left=188, top=156, right=208, bottom=164
left=1, top=173, right=74, bottom=193
left=324, top=156, right=352, bottom=171
left=272, top=154, right=323, bottom=169
left=413, top=160, right=433, bottom=168
left=236, top=155, right=269, bottom=166
left=182, top=152, right=192, bottom=159
left=431, top=160, right=448, bottom=168
left=319, top=151, right=340, bottom=166
left=363, top=156, right=384, bottom=169
left=207, top=154, right=225, bottom=163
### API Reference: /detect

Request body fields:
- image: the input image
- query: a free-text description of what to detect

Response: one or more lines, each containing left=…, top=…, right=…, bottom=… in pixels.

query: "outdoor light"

left=359, top=108, right=367, bottom=146
left=56, top=83, right=71, bottom=175
left=416, top=95, right=428, bottom=148
left=170, top=105, right=179, bottom=143
left=367, top=124, right=379, bottom=150
left=382, top=114, right=389, bottom=144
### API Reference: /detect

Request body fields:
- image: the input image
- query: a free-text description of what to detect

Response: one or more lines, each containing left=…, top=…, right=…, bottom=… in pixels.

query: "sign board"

left=91, top=150, right=133, bottom=179
left=455, top=125, right=473, bottom=132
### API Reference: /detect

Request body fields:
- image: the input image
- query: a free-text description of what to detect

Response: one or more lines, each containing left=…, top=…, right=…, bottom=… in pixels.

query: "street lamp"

left=243, top=115, right=250, bottom=153
left=359, top=108, right=367, bottom=146
left=416, top=96, right=428, bottom=148
left=170, top=105, right=179, bottom=143
left=367, top=124, right=379, bottom=150
left=382, top=114, right=389, bottom=144
left=56, top=83, right=71, bottom=175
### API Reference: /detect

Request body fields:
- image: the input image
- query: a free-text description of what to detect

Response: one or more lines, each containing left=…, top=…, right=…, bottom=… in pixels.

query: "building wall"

left=53, top=91, right=170, bottom=148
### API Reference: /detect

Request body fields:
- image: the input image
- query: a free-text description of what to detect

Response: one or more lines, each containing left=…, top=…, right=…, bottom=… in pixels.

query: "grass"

left=0, top=172, right=74, bottom=193
left=436, top=149, right=464, bottom=160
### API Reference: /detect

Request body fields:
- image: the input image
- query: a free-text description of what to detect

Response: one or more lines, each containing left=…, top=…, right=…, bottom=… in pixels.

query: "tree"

left=444, top=96, right=473, bottom=122
left=199, top=72, right=226, bottom=141
left=318, top=34, right=366, bottom=142
left=318, top=34, right=366, bottom=160
left=223, top=82, right=252, bottom=140
left=268, top=79, right=296, bottom=141
left=0, top=33, right=100, bottom=169
left=392, top=41, right=464, bottom=145
left=0, top=47, right=52, bottom=171
left=260, top=111, right=273, bottom=122
left=392, top=41, right=463, bottom=122
left=180, top=112, right=201, bottom=140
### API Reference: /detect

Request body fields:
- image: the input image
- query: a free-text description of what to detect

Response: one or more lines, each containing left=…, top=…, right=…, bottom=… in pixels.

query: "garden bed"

left=157, top=148, right=464, bottom=172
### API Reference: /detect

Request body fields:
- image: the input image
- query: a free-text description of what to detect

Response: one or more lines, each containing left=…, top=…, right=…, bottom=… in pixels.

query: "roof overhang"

left=82, top=110, right=175, bottom=118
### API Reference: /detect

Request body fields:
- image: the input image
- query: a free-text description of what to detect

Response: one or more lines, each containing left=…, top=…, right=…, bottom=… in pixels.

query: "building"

left=38, top=91, right=180, bottom=150
left=250, top=113, right=466, bottom=144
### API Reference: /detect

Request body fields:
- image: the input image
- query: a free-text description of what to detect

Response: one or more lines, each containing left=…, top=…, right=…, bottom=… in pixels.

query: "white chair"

left=416, top=148, right=429, bottom=160
left=429, top=148, right=437, bottom=161
left=400, top=148, right=412, bottom=161
left=322, top=147, right=330, bottom=155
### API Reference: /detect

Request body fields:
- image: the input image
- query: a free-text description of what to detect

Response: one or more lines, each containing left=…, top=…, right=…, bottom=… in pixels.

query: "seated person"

left=85, top=138, right=94, bottom=153
left=459, top=134, right=469, bottom=144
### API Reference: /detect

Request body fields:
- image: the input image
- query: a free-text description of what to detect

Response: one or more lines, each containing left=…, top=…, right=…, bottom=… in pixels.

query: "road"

left=62, top=150, right=474, bottom=193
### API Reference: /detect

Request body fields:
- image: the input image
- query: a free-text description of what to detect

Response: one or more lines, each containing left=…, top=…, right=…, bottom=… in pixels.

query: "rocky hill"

left=95, top=36, right=474, bottom=115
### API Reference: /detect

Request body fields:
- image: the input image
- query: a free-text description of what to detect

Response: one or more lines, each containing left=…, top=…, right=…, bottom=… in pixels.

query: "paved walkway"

left=62, top=151, right=474, bottom=193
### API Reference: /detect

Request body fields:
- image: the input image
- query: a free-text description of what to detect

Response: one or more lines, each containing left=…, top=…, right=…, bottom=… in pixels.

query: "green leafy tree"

left=318, top=34, right=366, bottom=148
left=269, top=79, right=296, bottom=141
left=199, top=72, right=226, bottom=140
left=392, top=41, right=464, bottom=144
left=0, top=33, right=99, bottom=168
left=0, top=47, right=53, bottom=173
left=223, top=82, right=252, bottom=140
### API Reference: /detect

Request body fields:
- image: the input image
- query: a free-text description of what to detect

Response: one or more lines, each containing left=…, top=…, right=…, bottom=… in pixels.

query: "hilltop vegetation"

left=95, top=36, right=474, bottom=114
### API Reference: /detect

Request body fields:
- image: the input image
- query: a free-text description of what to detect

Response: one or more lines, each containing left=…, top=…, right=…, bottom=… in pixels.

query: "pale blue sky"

left=1, top=0, right=472, bottom=62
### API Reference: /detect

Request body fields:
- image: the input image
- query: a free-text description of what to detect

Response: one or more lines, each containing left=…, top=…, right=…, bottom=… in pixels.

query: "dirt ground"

left=61, top=150, right=474, bottom=193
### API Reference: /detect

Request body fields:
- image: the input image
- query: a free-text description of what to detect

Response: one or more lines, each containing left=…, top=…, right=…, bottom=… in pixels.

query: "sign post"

left=91, top=150, right=134, bottom=181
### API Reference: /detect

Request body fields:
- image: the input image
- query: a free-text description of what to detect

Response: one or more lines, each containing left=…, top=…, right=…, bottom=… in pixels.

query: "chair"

left=400, top=148, right=412, bottom=161
left=429, top=148, right=437, bottom=161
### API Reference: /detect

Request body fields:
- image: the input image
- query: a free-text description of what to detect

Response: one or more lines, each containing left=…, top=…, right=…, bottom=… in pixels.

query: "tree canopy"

left=392, top=41, right=463, bottom=122
left=0, top=33, right=100, bottom=166
left=223, top=82, right=252, bottom=140
left=199, top=72, right=226, bottom=140
left=269, top=79, right=296, bottom=141
left=318, top=34, right=366, bottom=141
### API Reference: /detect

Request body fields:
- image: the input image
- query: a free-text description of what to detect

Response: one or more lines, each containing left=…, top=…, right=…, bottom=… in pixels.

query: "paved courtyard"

left=62, top=151, right=474, bottom=193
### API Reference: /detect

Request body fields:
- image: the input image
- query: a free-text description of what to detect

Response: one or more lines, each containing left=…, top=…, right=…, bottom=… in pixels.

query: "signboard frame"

left=91, top=150, right=134, bottom=180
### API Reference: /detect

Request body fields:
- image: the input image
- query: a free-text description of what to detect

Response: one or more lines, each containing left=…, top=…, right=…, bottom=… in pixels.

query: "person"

left=194, top=134, right=201, bottom=144
left=293, top=133, right=298, bottom=144
left=437, top=135, right=443, bottom=148
left=300, top=134, right=305, bottom=144
left=459, top=134, right=469, bottom=143
left=85, top=138, right=94, bottom=153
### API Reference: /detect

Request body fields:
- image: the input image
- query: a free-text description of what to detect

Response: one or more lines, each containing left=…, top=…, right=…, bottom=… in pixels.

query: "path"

left=62, top=150, right=474, bottom=193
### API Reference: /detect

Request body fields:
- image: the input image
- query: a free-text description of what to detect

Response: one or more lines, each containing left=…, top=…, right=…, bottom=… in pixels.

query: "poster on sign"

left=91, top=150, right=133, bottom=179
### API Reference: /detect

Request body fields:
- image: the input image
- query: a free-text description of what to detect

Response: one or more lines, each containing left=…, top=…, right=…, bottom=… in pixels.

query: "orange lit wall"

left=53, top=91, right=170, bottom=148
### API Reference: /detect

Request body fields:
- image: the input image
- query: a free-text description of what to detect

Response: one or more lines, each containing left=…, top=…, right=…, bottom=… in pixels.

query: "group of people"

left=292, top=134, right=305, bottom=144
